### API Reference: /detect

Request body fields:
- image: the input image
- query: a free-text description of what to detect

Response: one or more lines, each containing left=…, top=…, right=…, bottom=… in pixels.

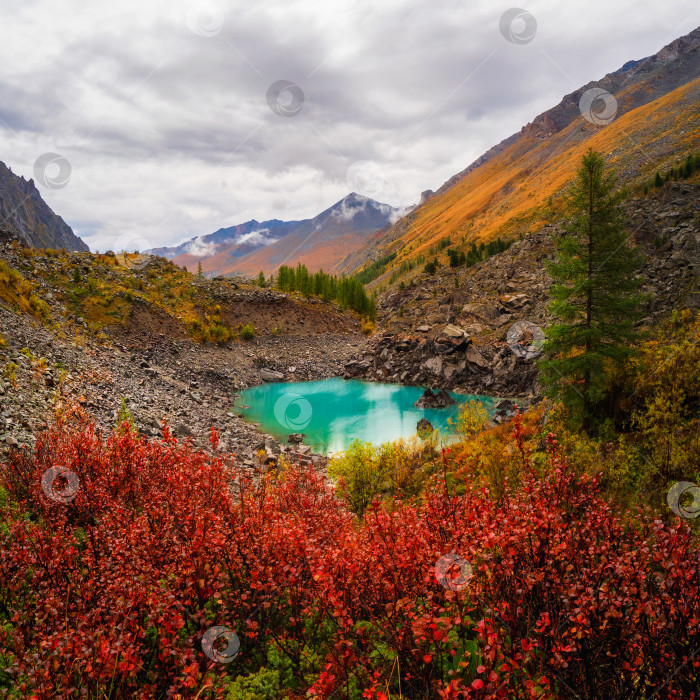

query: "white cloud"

left=332, top=198, right=367, bottom=222
left=0, top=0, right=696, bottom=251
left=375, top=201, right=410, bottom=225
left=185, top=236, right=220, bottom=257
left=236, top=228, right=278, bottom=246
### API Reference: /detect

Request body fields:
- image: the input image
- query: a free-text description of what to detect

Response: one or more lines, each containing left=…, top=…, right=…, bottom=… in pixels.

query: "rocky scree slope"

left=0, top=244, right=369, bottom=467
left=345, top=183, right=699, bottom=398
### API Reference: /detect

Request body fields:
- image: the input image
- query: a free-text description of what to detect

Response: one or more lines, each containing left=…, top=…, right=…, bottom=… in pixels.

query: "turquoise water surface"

left=234, top=377, right=496, bottom=454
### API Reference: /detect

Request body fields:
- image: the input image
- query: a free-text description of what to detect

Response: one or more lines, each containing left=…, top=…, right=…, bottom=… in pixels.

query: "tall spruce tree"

left=540, top=148, right=643, bottom=431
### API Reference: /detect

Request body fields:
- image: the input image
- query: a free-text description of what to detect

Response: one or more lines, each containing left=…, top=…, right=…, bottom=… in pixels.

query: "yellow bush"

left=361, top=319, right=375, bottom=335
left=549, top=310, right=700, bottom=506
left=629, top=309, right=700, bottom=500
left=3, top=362, right=17, bottom=387
left=328, top=436, right=439, bottom=516
left=448, top=399, right=490, bottom=441
left=451, top=405, right=544, bottom=499
left=0, top=260, right=50, bottom=321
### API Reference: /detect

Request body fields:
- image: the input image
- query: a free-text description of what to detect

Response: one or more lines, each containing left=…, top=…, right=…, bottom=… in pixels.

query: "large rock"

left=175, top=423, right=195, bottom=438
left=442, top=323, right=466, bottom=338
left=461, top=302, right=502, bottom=321
left=343, top=359, right=371, bottom=378
left=260, top=368, right=284, bottom=381
left=501, top=293, right=529, bottom=309
left=423, top=356, right=443, bottom=375
left=465, top=345, right=489, bottom=369
left=414, top=388, right=455, bottom=409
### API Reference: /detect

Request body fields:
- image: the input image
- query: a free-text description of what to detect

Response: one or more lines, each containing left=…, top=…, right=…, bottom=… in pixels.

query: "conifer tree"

left=540, top=148, right=644, bottom=431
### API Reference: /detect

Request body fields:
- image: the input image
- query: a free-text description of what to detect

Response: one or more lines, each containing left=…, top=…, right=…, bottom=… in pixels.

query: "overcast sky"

left=0, top=0, right=697, bottom=252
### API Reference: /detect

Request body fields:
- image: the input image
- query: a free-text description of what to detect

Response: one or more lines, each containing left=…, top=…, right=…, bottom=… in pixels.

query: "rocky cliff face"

left=346, top=182, right=699, bottom=398
left=0, top=161, right=88, bottom=252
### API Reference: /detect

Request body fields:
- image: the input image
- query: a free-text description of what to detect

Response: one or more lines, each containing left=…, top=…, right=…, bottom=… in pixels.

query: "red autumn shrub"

left=313, top=427, right=699, bottom=698
left=0, top=417, right=350, bottom=698
left=0, top=414, right=698, bottom=698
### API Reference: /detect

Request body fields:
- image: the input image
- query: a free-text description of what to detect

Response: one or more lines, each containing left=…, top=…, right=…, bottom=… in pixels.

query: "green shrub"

left=209, top=323, right=231, bottom=344
left=116, top=397, right=134, bottom=432
left=240, top=323, right=255, bottom=340
left=224, top=667, right=280, bottom=700
left=3, top=362, right=17, bottom=387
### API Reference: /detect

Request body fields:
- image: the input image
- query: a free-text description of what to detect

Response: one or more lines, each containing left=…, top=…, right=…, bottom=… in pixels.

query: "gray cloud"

left=0, top=0, right=697, bottom=251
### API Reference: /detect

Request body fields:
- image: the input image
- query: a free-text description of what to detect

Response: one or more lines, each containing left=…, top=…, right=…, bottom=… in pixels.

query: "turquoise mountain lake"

left=234, top=377, right=497, bottom=455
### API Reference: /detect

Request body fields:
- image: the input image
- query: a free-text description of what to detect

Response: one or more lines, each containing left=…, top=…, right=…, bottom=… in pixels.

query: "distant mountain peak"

left=150, top=193, right=401, bottom=276
left=343, top=191, right=373, bottom=203
left=327, top=192, right=392, bottom=223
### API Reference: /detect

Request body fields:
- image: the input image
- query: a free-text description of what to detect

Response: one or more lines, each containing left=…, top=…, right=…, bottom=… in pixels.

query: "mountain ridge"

left=150, top=192, right=403, bottom=277
left=336, top=26, right=700, bottom=279
left=435, top=27, right=699, bottom=199
left=0, top=161, right=88, bottom=252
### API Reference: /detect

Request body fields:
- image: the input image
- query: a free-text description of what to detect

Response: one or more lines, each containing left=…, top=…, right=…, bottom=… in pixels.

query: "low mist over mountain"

left=150, top=193, right=403, bottom=277
left=0, top=161, right=87, bottom=251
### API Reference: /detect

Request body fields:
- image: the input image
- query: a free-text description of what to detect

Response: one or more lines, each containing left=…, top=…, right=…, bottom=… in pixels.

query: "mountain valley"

left=1, top=16, right=700, bottom=700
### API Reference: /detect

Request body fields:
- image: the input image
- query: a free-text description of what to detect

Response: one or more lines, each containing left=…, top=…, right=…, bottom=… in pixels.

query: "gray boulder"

left=414, top=388, right=455, bottom=409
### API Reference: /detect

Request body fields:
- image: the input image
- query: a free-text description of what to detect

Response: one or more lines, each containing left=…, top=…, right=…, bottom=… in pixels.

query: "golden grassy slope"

left=380, top=78, right=700, bottom=272
left=0, top=244, right=360, bottom=345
